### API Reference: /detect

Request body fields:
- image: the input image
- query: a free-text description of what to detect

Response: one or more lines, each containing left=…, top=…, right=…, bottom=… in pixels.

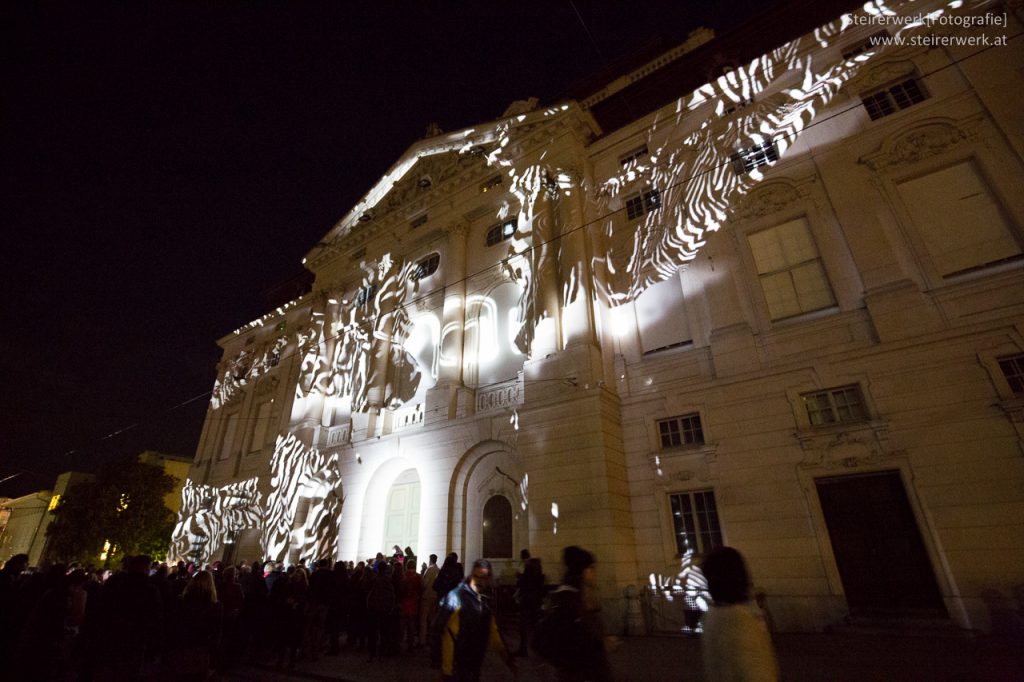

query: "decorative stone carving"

left=795, top=420, right=903, bottom=470
left=855, top=60, right=917, bottom=92
left=860, top=120, right=969, bottom=171
left=648, top=444, right=718, bottom=484
left=733, top=182, right=801, bottom=219
left=476, top=373, right=525, bottom=414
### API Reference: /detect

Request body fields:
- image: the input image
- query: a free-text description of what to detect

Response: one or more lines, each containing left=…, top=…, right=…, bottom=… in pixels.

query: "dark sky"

left=2, top=1, right=767, bottom=498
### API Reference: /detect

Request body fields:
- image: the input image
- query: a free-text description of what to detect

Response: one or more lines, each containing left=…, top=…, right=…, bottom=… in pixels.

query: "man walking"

left=433, top=559, right=515, bottom=682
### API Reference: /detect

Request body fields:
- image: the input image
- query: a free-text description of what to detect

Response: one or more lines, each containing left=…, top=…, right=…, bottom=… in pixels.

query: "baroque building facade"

left=172, top=0, right=1024, bottom=633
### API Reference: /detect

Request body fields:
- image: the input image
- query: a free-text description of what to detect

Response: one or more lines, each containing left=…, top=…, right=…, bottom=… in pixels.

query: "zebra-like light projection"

left=262, top=432, right=329, bottom=561
left=168, top=477, right=261, bottom=563
left=484, top=0, right=983, bottom=320
left=179, top=0, right=989, bottom=566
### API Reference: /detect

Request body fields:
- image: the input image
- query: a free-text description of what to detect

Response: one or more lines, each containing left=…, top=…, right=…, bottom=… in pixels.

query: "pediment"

left=306, top=103, right=599, bottom=267
left=380, top=151, right=489, bottom=218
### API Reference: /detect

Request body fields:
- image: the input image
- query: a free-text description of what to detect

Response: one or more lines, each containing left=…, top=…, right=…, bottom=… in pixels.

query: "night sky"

left=2, top=1, right=767, bottom=498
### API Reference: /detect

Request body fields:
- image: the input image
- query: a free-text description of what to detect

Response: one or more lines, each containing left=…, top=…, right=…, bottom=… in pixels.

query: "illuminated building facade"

left=173, top=0, right=1024, bottom=633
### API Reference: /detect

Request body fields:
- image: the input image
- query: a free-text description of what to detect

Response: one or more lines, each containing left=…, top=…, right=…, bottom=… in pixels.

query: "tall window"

left=997, top=353, right=1024, bottom=394
left=482, top=495, right=513, bottom=558
left=250, top=400, right=273, bottom=454
left=635, top=272, right=691, bottom=353
left=896, top=161, right=1021, bottom=277
left=748, top=217, right=835, bottom=320
left=801, top=385, right=867, bottom=426
left=625, top=189, right=661, bottom=220
left=658, top=414, right=704, bottom=449
left=861, top=77, right=927, bottom=120
left=219, top=412, right=241, bottom=461
left=669, top=490, right=722, bottom=556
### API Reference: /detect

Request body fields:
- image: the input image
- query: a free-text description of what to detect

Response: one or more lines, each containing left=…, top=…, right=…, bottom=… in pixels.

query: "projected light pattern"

left=648, top=550, right=711, bottom=634
left=262, top=433, right=337, bottom=561
left=169, top=477, right=261, bottom=563
left=479, top=0, right=979, bottom=334
left=186, top=0, right=984, bottom=567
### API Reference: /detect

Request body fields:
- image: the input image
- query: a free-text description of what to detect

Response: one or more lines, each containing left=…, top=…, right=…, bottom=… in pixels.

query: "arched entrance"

left=384, top=468, right=421, bottom=556
left=449, top=440, right=527, bottom=582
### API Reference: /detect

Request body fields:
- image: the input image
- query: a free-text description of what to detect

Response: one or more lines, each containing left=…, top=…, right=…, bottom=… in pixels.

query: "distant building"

left=137, top=451, right=192, bottom=514
left=172, top=0, right=1024, bottom=634
left=0, top=472, right=93, bottom=567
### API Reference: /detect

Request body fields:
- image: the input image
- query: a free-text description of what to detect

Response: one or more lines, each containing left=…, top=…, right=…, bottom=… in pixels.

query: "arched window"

left=412, top=252, right=441, bottom=280
left=482, top=495, right=513, bottom=558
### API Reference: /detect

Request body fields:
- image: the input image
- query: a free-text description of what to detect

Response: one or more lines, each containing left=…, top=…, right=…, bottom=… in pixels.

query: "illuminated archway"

left=383, top=469, right=421, bottom=556
left=354, top=457, right=427, bottom=560
left=449, top=440, right=526, bottom=580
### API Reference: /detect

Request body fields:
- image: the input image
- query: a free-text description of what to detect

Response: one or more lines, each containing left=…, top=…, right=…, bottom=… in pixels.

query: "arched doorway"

left=482, top=495, right=514, bottom=559
left=449, top=440, right=527, bottom=583
left=383, top=469, right=421, bottom=556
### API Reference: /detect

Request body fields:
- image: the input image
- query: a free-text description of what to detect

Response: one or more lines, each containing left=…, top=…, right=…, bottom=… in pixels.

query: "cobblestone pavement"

left=224, top=629, right=1023, bottom=681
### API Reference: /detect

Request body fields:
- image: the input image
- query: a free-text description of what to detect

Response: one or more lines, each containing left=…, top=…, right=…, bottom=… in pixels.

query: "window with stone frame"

left=861, top=77, right=928, bottom=120
left=747, top=217, right=836, bottom=320
left=997, top=353, right=1024, bottom=394
left=896, top=161, right=1021, bottom=277
left=412, top=252, right=440, bottom=280
left=219, top=411, right=241, bottom=461
left=731, top=140, right=778, bottom=175
left=250, top=400, right=273, bottom=454
left=669, top=489, right=722, bottom=556
left=625, top=188, right=661, bottom=221
left=486, top=220, right=516, bottom=247
left=801, top=384, right=867, bottom=426
left=657, top=413, right=705, bottom=449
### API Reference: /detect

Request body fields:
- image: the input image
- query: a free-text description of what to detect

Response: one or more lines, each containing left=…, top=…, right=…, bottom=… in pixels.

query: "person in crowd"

left=173, top=569, right=224, bottom=681
left=326, top=560, right=349, bottom=655
left=306, top=559, right=335, bottom=661
left=240, top=560, right=269, bottom=654
left=433, top=552, right=464, bottom=604
left=514, top=548, right=546, bottom=656
left=218, top=564, right=245, bottom=668
left=400, top=561, right=423, bottom=652
left=537, top=546, right=611, bottom=682
left=279, top=565, right=309, bottom=668
left=433, top=558, right=515, bottom=682
left=366, top=562, right=396, bottom=660
left=265, top=561, right=286, bottom=593
left=348, top=561, right=370, bottom=651
left=0, top=554, right=31, bottom=665
left=387, top=559, right=404, bottom=656
left=700, top=546, right=779, bottom=682
left=85, top=554, right=164, bottom=680
left=419, top=553, right=440, bottom=646
left=15, top=564, right=84, bottom=680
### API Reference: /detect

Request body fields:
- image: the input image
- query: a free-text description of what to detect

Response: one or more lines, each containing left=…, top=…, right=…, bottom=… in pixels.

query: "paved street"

left=225, top=629, right=1023, bottom=681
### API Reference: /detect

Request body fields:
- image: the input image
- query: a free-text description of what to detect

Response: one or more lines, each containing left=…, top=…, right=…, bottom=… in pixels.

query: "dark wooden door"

left=816, top=471, right=947, bottom=618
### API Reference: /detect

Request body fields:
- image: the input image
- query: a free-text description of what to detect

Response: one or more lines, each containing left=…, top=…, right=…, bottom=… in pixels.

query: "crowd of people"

left=0, top=545, right=552, bottom=681
left=0, top=543, right=777, bottom=682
